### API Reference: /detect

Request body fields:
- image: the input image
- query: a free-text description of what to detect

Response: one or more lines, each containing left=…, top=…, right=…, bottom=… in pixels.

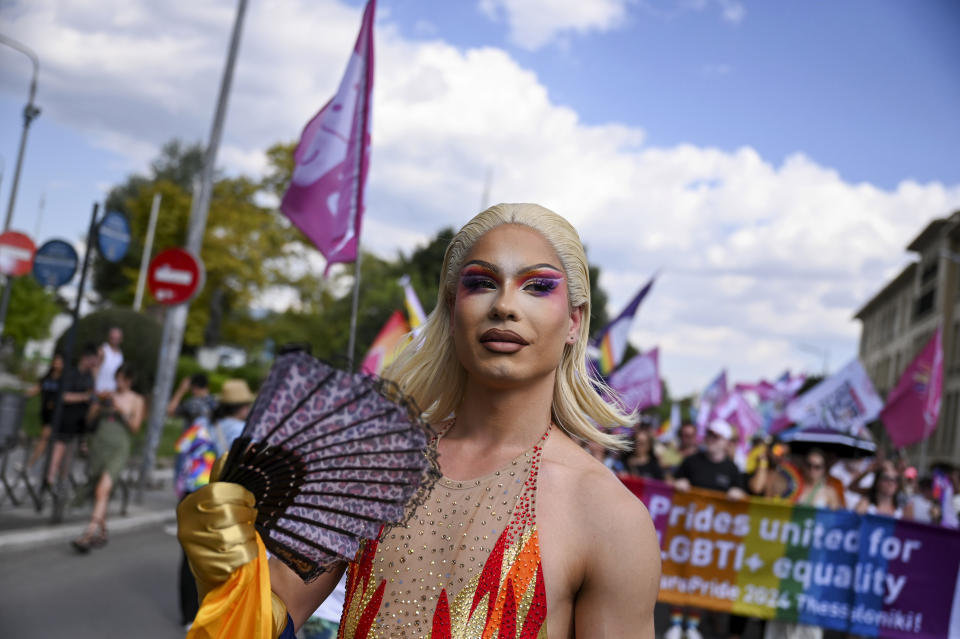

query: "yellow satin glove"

left=177, top=465, right=289, bottom=638
left=177, top=481, right=260, bottom=599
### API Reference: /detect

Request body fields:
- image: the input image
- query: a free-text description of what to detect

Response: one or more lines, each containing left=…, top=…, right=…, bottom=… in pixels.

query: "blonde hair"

left=385, top=203, right=630, bottom=449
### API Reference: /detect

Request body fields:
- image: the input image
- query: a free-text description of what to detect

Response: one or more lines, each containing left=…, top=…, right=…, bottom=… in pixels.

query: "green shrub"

left=54, top=308, right=162, bottom=393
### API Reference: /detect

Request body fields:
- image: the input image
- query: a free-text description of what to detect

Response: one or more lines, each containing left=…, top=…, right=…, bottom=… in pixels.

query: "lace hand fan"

left=217, top=350, right=439, bottom=581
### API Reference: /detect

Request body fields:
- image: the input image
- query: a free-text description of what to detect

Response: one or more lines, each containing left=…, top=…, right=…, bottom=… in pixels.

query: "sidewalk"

left=0, top=466, right=178, bottom=553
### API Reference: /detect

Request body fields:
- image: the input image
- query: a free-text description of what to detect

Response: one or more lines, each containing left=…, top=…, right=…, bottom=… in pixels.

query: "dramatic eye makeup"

left=458, top=261, right=565, bottom=296
left=518, top=268, right=564, bottom=296
left=459, top=265, right=498, bottom=292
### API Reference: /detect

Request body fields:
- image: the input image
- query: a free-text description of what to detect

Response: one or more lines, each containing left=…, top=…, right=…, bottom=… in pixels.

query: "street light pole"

left=0, top=33, right=41, bottom=233
left=797, top=342, right=830, bottom=377
left=0, top=35, right=41, bottom=343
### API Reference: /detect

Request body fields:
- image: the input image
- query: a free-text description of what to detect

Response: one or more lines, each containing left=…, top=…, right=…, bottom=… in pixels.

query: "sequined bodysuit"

left=338, top=427, right=550, bottom=639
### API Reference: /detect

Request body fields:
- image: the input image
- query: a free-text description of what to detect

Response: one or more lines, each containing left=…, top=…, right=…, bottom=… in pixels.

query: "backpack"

left=174, top=419, right=219, bottom=499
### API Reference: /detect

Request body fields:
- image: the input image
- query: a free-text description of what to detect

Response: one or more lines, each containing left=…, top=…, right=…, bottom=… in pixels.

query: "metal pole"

left=346, top=250, right=363, bottom=371
left=133, top=192, right=161, bottom=311
left=45, top=203, right=99, bottom=522
left=0, top=35, right=40, bottom=342
left=0, top=34, right=41, bottom=233
left=138, top=0, right=249, bottom=497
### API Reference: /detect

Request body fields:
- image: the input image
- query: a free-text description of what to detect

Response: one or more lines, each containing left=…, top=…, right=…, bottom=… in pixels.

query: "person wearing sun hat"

left=210, top=379, right=256, bottom=456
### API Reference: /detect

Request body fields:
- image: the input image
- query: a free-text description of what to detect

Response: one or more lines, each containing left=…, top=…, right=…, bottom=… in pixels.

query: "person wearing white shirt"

left=94, top=327, right=124, bottom=394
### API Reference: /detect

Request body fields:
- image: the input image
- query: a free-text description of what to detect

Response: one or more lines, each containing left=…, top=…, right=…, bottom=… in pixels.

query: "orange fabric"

left=187, top=533, right=273, bottom=639
left=481, top=530, right=541, bottom=639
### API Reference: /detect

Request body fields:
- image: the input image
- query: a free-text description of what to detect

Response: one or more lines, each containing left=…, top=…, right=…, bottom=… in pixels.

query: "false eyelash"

left=524, top=278, right=561, bottom=295
left=460, top=275, right=496, bottom=291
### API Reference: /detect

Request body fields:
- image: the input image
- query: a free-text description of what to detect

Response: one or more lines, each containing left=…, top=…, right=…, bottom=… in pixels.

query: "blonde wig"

left=385, top=203, right=631, bottom=450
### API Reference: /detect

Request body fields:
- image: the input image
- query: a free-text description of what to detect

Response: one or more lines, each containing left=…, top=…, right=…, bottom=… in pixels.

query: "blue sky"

left=379, top=0, right=960, bottom=187
left=1, top=0, right=959, bottom=394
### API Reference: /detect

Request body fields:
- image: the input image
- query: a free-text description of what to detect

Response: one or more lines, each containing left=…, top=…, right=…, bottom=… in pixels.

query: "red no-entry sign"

left=0, top=231, right=37, bottom=277
left=147, top=247, right=204, bottom=305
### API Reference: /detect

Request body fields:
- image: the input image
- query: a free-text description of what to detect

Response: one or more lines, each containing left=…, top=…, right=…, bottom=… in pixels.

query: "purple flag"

left=881, top=326, right=943, bottom=448
left=695, top=369, right=727, bottom=437
left=281, top=0, right=376, bottom=274
left=589, top=273, right=656, bottom=376
left=607, top=348, right=661, bottom=412
left=736, top=371, right=806, bottom=433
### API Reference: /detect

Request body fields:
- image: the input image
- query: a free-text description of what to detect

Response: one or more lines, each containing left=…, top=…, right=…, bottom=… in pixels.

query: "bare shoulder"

left=542, top=433, right=650, bottom=526
left=540, top=433, right=660, bottom=637
left=539, top=433, right=657, bottom=559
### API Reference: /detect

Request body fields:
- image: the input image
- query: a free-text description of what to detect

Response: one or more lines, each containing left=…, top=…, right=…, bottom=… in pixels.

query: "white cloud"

left=479, top=0, right=631, bottom=50
left=716, top=0, right=746, bottom=24
left=639, top=0, right=746, bottom=25
left=3, top=0, right=958, bottom=396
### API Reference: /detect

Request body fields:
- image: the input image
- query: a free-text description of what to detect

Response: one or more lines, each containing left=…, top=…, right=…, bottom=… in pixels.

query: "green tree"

left=587, top=263, right=610, bottom=336
left=54, top=308, right=161, bottom=392
left=4, top=277, right=61, bottom=350
left=94, top=141, right=307, bottom=348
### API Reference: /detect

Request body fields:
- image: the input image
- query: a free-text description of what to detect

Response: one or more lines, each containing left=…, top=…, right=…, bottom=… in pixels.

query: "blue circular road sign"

left=97, top=210, right=131, bottom=262
left=32, top=239, right=79, bottom=288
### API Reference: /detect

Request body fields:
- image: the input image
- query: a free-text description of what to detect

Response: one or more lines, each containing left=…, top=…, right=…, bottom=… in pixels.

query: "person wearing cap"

left=673, top=420, right=747, bottom=498
left=668, top=420, right=748, bottom=639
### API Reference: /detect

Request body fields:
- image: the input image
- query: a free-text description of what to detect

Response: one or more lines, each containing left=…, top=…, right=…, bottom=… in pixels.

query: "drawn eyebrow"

left=460, top=261, right=563, bottom=276
left=461, top=260, right=499, bottom=273
left=519, top=263, right=564, bottom=275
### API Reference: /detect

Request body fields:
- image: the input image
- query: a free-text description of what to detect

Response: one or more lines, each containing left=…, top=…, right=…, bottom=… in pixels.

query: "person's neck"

left=632, top=451, right=650, bottom=463
left=706, top=449, right=726, bottom=463
left=450, top=372, right=556, bottom=450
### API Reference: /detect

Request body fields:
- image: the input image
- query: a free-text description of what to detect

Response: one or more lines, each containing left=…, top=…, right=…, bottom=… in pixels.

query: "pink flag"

left=607, top=348, right=662, bottom=412
left=281, top=0, right=376, bottom=274
left=881, top=326, right=943, bottom=447
left=713, top=391, right=763, bottom=455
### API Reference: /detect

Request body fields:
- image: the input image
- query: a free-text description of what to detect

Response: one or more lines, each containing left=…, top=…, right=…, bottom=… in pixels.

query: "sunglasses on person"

left=806, top=461, right=824, bottom=470
left=880, top=474, right=898, bottom=482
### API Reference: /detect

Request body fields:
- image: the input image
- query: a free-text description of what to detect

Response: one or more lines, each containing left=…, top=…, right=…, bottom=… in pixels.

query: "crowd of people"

left=592, top=419, right=960, bottom=525
left=587, top=418, right=960, bottom=639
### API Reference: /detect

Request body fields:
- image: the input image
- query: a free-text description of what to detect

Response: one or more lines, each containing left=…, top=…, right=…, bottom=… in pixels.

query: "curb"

left=0, top=508, right=176, bottom=553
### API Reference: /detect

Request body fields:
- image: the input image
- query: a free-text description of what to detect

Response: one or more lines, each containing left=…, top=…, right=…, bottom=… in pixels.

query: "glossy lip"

left=480, top=328, right=529, bottom=345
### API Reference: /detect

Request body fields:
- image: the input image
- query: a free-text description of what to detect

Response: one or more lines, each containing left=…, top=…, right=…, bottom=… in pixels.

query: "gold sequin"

left=339, top=426, right=551, bottom=638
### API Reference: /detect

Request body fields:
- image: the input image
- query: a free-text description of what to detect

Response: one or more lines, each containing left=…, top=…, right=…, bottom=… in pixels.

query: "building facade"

left=855, top=212, right=959, bottom=467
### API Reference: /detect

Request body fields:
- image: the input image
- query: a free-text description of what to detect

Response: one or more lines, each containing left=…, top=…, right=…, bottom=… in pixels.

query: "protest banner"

left=786, top=358, right=883, bottom=436
left=623, top=477, right=960, bottom=638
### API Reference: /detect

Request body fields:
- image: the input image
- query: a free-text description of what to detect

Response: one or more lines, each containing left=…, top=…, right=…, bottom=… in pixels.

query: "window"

left=913, top=289, right=935, bottom=320
left=921, top=260, right=938, bottom=286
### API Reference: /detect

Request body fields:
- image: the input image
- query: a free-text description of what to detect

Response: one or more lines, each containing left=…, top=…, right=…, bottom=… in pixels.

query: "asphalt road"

left=0, top=523, right=186, bottom=638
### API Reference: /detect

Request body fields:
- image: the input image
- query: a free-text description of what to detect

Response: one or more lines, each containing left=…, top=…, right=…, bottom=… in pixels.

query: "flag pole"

left=347, top=248, right=363, bottom=371
left=345, top=4, right=373, bottom=372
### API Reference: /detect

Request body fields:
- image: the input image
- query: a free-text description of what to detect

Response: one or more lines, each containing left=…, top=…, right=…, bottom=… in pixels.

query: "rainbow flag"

left=399, top=274, right=427, bottom=330
left=623, top=477, right=960, bottom=638
left=589, top=274, right=656, bottom=376
left=361, top=310, right=411, bottom=375
left=173, top=421, right=218, bottom=498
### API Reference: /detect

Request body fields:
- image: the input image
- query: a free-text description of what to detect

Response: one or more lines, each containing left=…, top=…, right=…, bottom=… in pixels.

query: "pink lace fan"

left=217, top=351, right=439, bottom=581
